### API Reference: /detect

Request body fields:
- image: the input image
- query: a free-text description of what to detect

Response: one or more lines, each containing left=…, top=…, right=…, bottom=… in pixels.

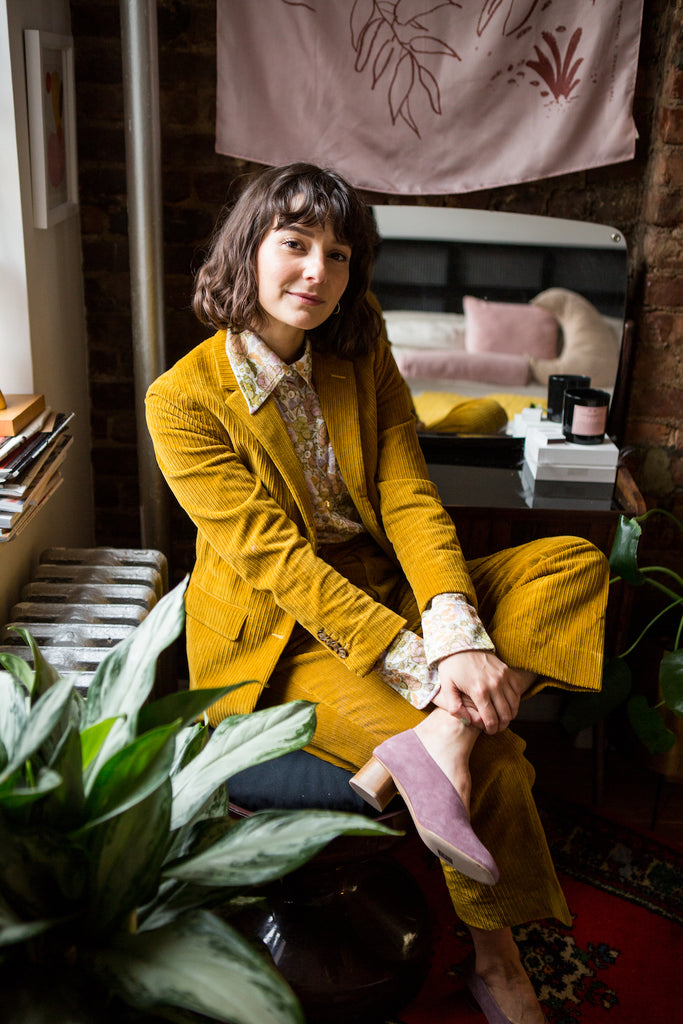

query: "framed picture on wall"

left=24, top=30, right=79, bottom=230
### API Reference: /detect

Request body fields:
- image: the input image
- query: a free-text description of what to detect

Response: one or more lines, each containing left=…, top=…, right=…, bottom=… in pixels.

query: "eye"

left=282, top=238, right=304, bottom=250
left=329, top=250, right=350, bottom=263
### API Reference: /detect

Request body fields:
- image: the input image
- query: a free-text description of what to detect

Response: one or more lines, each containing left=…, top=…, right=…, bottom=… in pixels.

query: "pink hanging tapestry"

left=215, top=1, right=644, bottom=195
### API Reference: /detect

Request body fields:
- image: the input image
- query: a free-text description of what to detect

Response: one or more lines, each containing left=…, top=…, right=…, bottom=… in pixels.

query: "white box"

left=520, top=461, right=615, bottom=502
left=525, top=455, right=618, bottom=484
left=524, top=425, right=619, bottom=468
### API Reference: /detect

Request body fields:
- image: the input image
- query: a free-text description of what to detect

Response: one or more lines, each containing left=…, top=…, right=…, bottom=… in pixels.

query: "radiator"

left=0, top=547, right=168, bottom=694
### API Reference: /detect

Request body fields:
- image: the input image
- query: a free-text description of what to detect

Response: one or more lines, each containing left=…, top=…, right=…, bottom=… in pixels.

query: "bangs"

left=271, top=180, right=354, bottom=245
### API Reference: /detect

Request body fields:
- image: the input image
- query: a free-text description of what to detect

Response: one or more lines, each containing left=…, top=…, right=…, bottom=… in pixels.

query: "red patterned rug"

left=392, top=795, right=683, bottom=1024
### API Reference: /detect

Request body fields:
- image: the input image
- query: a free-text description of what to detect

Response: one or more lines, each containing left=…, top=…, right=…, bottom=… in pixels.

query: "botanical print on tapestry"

left=216, top=0, right=644, bottom=194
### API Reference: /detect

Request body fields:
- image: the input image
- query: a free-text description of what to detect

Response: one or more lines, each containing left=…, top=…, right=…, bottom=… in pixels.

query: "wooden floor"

left=516, top=720, right=683, bottom=849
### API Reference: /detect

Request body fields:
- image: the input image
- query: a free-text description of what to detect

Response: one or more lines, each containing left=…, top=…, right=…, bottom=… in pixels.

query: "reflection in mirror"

left=370, top=206, right=628, bottom=433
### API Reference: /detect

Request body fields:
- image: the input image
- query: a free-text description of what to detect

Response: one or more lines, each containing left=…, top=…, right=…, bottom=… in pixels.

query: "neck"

left=260, top=326, right=306, bottom=364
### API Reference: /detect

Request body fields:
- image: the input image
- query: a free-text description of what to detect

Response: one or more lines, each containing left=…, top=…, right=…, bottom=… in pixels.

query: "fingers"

left=437, top=651, right=523, bottom=735
left=431, top=684, right=473, bottom=725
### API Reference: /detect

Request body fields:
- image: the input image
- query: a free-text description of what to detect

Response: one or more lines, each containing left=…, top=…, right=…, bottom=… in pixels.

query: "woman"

left=146, top=163, right=609, bottom=1024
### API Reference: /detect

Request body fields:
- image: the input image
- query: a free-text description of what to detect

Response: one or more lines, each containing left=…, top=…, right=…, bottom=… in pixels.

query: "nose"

left=303, top=247, right=327, bottom=282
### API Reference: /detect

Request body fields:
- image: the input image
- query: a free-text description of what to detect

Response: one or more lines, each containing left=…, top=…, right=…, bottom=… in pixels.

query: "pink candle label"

left=571, top=404, right=607, bottom=436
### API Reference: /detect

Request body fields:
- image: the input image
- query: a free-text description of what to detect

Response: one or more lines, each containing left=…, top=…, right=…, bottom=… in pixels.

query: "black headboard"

left=371, top=237, right=627, bottom=321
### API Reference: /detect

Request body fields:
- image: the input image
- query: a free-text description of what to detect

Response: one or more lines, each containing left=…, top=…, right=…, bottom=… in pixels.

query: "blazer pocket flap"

left=185, top=582, right=248, bottom=641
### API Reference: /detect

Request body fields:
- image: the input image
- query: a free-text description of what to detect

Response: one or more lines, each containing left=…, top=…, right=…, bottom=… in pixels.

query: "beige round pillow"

left=528, top=288, right=620, bottom=388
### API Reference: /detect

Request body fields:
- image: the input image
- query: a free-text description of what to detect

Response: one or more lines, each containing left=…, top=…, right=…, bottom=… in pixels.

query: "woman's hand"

left=431, top=650, right=524, bottom=734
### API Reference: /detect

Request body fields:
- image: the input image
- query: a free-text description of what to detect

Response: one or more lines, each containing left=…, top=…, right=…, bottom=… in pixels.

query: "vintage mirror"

left=370, top=205, right=629, bottom=470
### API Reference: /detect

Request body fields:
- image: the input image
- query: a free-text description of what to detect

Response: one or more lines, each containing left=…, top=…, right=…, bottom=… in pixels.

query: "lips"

left=290, top=292, right=325, bottom=307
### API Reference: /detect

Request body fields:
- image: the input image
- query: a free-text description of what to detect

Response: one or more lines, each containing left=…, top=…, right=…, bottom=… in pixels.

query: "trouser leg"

left=259, top=533, right=608, bottom=929
left=467, top=534, right=609, bottom=695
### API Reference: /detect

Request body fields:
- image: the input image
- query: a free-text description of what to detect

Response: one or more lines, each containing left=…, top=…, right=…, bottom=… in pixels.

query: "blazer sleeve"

left=145, top=345, right=407, bottom=678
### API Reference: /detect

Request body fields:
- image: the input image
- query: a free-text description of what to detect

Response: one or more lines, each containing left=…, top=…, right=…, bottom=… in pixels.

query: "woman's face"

left=255, top=218, right=351, bottom=361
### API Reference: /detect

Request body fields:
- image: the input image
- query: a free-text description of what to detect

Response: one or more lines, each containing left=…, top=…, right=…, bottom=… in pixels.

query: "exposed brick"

left=79, top=204, right=109, bottom=235
left=87, top=346, right=120, bottom=378
left=643, top=188, right=683, bottom=226
left=91, top=445, right=139, bottom=478
left=644, top=273, right=683, bottom=308
left=638, top=310, right=683, bottom=347
left=94, top=511, right=143, bottom=547
left=110, top=411, right=139, bottom=445
left=93, top=478, right=123, bottom=509
left=82, top=238, right=130, bottom=274
left=652, top=148, right=683, bottom=188
left=628, top=383, right=683, bottom=422
left=69, top=0, right=683, bottom=552
left=661, top=106, right=683, bottom=143
left=641, top=225, right=683, bottom=270
left=668, top=66, right=683, bottom=102
left=623, top=421, right=674, bottom=447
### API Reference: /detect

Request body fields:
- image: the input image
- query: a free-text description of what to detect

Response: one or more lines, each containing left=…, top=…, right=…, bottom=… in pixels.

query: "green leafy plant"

left=561, top=509, right=683, bottom=754
left=0, top=578, right=395, bottom=1024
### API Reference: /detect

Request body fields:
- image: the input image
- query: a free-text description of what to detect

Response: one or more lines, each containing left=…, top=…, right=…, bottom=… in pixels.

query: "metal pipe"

left=119, top=0, right=169, bottom=553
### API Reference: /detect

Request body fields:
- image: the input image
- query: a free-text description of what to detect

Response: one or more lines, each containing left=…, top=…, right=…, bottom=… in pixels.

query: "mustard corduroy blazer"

left=145, top=330, right=476, bottom=723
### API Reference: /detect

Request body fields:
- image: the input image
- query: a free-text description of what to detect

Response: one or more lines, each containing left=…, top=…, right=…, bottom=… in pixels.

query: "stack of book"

left=0, top=395, right=74, bottom=543
left=522, top=420, right=619, bottom=509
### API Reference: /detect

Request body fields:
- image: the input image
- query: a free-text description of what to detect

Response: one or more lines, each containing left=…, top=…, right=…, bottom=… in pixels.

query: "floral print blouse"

left=227, top=332, right=495, bottom=709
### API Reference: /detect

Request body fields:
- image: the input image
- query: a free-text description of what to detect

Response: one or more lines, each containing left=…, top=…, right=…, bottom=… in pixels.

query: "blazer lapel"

left=214, top=335, right=316, bottom=536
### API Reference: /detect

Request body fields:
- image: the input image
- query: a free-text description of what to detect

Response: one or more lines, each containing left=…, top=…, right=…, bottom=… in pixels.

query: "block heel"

left=349, top=756, right=398, bottom=812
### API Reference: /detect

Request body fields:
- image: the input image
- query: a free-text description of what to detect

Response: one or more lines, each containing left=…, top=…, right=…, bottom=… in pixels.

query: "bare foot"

left=474, top=963, right=545, bottom=1024
left=413, top=707, right=478, bottom=813
left=469, top=926, right=546, bottom=1024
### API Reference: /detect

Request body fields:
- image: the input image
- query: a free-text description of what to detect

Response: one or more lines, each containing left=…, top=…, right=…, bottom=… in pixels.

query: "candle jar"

left=562, top=388, right=610, bottom=444
left=546, top=374, right=591, bottom=422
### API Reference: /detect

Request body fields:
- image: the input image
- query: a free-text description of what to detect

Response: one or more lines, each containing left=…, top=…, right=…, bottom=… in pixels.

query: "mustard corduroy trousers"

left=258, top=532, right=609, bottom=931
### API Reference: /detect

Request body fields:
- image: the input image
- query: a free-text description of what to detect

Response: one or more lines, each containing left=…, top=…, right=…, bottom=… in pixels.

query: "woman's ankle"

left=413, top=708, right=479, bottom=809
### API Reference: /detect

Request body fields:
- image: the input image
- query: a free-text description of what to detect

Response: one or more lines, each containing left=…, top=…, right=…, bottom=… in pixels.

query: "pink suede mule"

left=350, top=729, right=499, bottom=885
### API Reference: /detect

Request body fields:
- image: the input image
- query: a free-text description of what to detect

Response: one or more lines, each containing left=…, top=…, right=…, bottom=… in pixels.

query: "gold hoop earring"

left=333, top=303, right=341, bottom=315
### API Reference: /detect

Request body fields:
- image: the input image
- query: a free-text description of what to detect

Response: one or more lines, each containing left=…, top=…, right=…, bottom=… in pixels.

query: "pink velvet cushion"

left=394, top=347, right=530, bottom=387
left=463, top=296, right=559, bottom=359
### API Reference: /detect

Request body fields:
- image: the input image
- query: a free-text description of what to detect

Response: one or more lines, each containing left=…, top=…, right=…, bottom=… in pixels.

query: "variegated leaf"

left=88, top=780, right=173, bottom=934
left=170, top=701, right=316, bottom=832
left=81, top=577, right=188, bottom=782
left=94, top=909, right=304, bottom=1024
left=0, top=674, right=74, bottom=784
left=166, top=808, right=398, bottom=887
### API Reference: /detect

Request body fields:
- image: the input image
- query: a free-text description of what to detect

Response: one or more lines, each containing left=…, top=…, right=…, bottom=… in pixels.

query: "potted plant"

left=0, top=578, right=395, bottom=1024
left=561, top=508, right=683, bottom=755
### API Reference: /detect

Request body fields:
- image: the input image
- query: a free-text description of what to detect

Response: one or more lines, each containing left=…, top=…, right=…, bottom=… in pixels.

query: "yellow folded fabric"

left=486, top=393, right=547, bottom=419
left=414, top=391, right=548, bottom=432
left=413, top=392, right=508, bottom=434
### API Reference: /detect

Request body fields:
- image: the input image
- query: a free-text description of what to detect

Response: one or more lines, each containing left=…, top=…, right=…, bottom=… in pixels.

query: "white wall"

left=0, top=0, right=94, bottom=624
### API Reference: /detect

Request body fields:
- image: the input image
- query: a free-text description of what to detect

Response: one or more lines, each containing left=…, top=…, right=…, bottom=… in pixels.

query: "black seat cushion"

left=228, top=749, right=398, bottom=815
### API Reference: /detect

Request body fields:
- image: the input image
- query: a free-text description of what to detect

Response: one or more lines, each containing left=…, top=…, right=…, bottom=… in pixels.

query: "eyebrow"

left=277, top=223, right=351, bottom=248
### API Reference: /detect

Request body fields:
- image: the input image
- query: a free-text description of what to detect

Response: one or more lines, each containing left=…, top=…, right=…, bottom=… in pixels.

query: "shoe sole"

left=389, top=773, right=498, bottom=885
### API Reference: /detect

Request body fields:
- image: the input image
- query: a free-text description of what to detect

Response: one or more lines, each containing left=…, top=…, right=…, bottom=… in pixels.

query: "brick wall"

left=70, top=0, right=681, bottom=579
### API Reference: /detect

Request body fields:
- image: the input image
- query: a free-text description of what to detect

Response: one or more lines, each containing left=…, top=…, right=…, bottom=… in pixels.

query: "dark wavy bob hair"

left=192, top=163, right=383, bottom=358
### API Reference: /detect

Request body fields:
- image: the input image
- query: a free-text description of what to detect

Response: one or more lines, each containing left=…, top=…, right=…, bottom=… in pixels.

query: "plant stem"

left=619, top=596, right=682, bottom=658
left=640, top=564, right=683, bottom=588
left=637, top=507, right=683, bottom=534
left=642, top=575, right=683, bottom=604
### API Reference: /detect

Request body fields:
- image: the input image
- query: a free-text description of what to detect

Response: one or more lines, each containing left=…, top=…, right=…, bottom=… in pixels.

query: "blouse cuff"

left=422, top=592, right=495, bottom=667
left=373, top=629, right=440, bottom=710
